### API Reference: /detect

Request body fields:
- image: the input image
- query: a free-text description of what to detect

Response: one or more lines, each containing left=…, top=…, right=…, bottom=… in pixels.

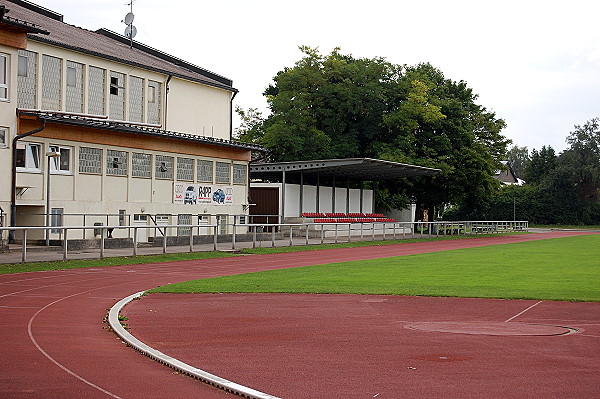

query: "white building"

left=0, top=1, right=263, bottom=242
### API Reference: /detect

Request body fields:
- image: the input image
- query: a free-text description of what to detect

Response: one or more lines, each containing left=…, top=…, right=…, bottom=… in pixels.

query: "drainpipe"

left=164, top=75, right=172, bottom=130
left=229, top=90, right=238, bottom=141
left=10, top=119, right=47, bottom=243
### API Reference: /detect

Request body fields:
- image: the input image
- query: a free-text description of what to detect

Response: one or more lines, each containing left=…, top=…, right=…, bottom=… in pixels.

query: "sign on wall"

left=173, top=183, right=233, bottom=205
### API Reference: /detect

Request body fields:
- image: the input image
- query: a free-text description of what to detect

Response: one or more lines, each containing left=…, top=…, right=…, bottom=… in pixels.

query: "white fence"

left=0, top=220, right=529, bottom=263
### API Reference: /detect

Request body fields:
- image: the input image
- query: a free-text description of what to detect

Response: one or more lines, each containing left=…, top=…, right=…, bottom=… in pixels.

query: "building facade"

left=0, top=1, right=263, bottom=241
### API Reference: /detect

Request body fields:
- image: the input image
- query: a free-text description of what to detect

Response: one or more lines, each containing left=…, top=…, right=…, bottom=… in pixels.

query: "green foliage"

left=256, top=47, right=509, bottom=212
left=506, top=145, right=529, bottom=179
left=448, top=118, right=600, bottom=224
left=151, top=235, right=600, bottom=302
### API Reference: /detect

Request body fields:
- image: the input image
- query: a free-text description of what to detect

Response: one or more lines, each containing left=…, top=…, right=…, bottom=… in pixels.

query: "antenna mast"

left=122, top=1, right=137, bottom=48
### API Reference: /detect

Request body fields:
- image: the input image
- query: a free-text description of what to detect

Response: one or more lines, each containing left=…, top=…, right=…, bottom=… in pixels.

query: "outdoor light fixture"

left=45, top=151, right=61, bottom=246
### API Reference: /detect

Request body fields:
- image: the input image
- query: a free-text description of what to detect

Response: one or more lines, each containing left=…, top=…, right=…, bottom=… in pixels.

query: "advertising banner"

left=173, top=183, right=233, bottom=205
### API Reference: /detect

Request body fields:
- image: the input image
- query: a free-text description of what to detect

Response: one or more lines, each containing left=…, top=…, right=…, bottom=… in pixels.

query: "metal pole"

left=21, top=229, right=27, bottom=263
left=289, top=225, right=293, bottom=246
left=213, top=225, right=218, bottom=251
left=83, top=214, right=86, bottom=239
left=232, top=218, right=236, bottom=250
left=62, top=228, right=68, bottom=261
left=190, top=225, right=194, bottom=253
left=133, top=227, right=138, bottom=256
left=162, top=229, right=167, bottom=253
left=46, top=156, right=51, bottom=247
left=100, top=228, right=105, bottom=259
left=252, top=226, right=257, bottom=249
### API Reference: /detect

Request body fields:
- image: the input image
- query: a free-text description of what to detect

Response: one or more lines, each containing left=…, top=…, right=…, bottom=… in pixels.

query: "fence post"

left=21, top=229, right=27, bottom=263
left=82, top=215, right=86, bottom=239
left=232, top=223, right=236, bottom=250
left=348, top=223, right=351, bottom=243
left=305, top=224, right=309, bottom=245
left=321, top=224, right=324, bottom=244
left=63, top=228, right=68, bottom=261
left=100, top=228, right=105, bottom=259
left=162, top=230, right=167, bottom=254
left=190, top=225, right=194, bottom=253
left=133, top=227, right=138, bottom=256
left=289, top=225, right=293, bottom=246
left=271, top=227, right=275, bottom=247
left=213, top=225, right=218, bottom=251
left=252, top=226, right=257, bottom=249
left=334, top=224, right=338, bottom=244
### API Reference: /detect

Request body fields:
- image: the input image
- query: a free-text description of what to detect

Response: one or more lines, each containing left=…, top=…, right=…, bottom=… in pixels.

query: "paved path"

left=0, top=231, right=597, bottom=398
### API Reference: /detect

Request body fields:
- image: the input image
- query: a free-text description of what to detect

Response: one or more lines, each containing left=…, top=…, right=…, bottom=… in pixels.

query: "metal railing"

left=0, top=220, right=528, bottom=264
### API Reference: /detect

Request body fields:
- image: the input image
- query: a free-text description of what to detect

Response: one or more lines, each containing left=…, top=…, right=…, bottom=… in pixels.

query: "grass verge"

left=240, top=233, right=524, bottom=254
left=0, top=251, right=238, bottom=275
left=151, top=235, right=600, bottom=302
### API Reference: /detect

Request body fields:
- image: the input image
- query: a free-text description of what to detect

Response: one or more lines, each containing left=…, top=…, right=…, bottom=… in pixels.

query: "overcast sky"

left=37, top=0, right=600, bottom=153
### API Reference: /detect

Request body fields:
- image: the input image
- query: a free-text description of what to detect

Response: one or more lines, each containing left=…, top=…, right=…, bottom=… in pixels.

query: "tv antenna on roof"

left=122, top=1, right=137, bottom=47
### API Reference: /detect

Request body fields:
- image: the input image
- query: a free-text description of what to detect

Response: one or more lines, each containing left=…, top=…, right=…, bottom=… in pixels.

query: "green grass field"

left=151, top=235, right=600, bottom=302
left=0, top=251, right=237, bottom=275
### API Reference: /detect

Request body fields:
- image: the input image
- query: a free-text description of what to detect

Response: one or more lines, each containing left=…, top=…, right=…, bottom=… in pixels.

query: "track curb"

left=108, top=291, right=281, bottom=399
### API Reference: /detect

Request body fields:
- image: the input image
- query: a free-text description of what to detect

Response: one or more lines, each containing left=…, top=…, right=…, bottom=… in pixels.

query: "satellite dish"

left=123, top=12, right=134, bottom=25
left=124, top=25, right=137, bottom=39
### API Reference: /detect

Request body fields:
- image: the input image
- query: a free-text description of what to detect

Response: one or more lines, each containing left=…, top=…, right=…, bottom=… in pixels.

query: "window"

left=132, top=152, right=151, bottom=178
left=18, top=55, right=28, bottom=77
left=0, top=53, right=8, bottom=101
left=129, top=76, right=144, bottom=123
left=109, top=71, right=125, bottom=120
left=177, top=214, right=192, bottom=236
left=88, top=66, right=106, bottom=115
left=106, top=150, right=128, bottom=176
left=177, top=157, right=194, bottom=181
left=79, top=147, right=102, bottom=174
left=16, top=142, right=41, bottom=171
left=65, top=61, right=83, bottom=113
left=197, top=160, right=213, bottom=183
left=49, top=145, right=72, bottom=173
left=215, top=162, right=231, bottom=184
left=147, top=80, right=161, bottom=124
left=233, top=164, right=247, bottom=184
left=41, top=55, right=62, bottom=110
left=155, top=155, right=173, bottom=179
left=0, top=127, right=7, bottom=147
left=119, top=210, right=126, bottom=226
left=17, top=50, right=37, bottom=108
left=50, top=208, right=63, bottom=234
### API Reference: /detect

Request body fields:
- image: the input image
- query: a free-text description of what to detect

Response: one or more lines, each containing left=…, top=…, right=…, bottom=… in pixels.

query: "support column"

left=281, top=169, right=286, bottom=223
left=360, top=181, right=364, bottom=213
left=316, top=173, right=320, bottom=213
left=300, top=171, right=304, bottom=215
left=332, top=176, right=336, bottom=213
left=346, top=178, right=350, bottom=214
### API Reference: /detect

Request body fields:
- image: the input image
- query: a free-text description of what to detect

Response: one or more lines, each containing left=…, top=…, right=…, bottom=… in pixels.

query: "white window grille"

left=79, top=147, right=102, bottom=174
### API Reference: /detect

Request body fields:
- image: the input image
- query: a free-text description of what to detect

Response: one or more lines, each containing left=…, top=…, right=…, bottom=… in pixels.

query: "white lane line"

left=27, top=284, right=124, bottom=398
left=505, top=300, right=543, bottom=322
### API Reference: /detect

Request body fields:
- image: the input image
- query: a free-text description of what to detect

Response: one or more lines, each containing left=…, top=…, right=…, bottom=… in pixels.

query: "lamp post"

left=46, top=151, right=60, bottom=246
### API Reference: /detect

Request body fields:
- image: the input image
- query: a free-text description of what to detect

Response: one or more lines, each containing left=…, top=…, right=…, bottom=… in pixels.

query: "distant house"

left=493, top=161, right=523, bottom=185
left=0, top=0, right=264, bottom=242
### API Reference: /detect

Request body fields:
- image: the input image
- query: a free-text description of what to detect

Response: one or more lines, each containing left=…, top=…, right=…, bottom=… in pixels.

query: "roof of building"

left=18, top=109, right=265, bottom=152
left=250, top=158, right=440, bottom=182
left=0, top=3, right=48, bottom=34
left=1, top=0, right=236, bottom=91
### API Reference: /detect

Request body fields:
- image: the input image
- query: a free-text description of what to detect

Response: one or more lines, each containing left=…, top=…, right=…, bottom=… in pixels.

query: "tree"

left=525, top=145, right=557, bottom=185
left=257, top=47, right=510, bottom=213
left=234, top=106, right=265, bottom=144
left=505, top=145, right=529, bottom=179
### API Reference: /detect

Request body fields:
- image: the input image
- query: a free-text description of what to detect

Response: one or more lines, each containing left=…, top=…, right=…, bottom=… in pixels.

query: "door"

left=249, top=187, right=279, bottom=231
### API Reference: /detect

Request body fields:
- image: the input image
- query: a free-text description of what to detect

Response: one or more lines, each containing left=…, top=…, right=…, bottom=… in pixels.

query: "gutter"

left=229, top=90, right=238, bottom=141
left=9, top=118, right=47, bottom=243
left=164, top=75, right=172, bottom=131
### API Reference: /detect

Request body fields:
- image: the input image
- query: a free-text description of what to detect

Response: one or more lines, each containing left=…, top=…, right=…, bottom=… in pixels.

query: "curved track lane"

left=0, top=231, right=596, bottom=398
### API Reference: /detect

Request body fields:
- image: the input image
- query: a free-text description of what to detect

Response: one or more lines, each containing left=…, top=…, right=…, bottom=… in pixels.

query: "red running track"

left=0, top=231, right=598, bottom=398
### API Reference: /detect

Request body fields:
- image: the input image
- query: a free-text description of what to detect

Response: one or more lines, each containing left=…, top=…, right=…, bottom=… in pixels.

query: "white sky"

left=36, top=0, right=600, bottom=153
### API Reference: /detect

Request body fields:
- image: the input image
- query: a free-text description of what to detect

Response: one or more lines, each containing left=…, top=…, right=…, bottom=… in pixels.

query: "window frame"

left=0, top=53, right=9, bottom=101
left=0, top=126, right=7, bottom=148
left=16, top=142, right=42, bottom=172
left=49, top=145, right=73, bottom=174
